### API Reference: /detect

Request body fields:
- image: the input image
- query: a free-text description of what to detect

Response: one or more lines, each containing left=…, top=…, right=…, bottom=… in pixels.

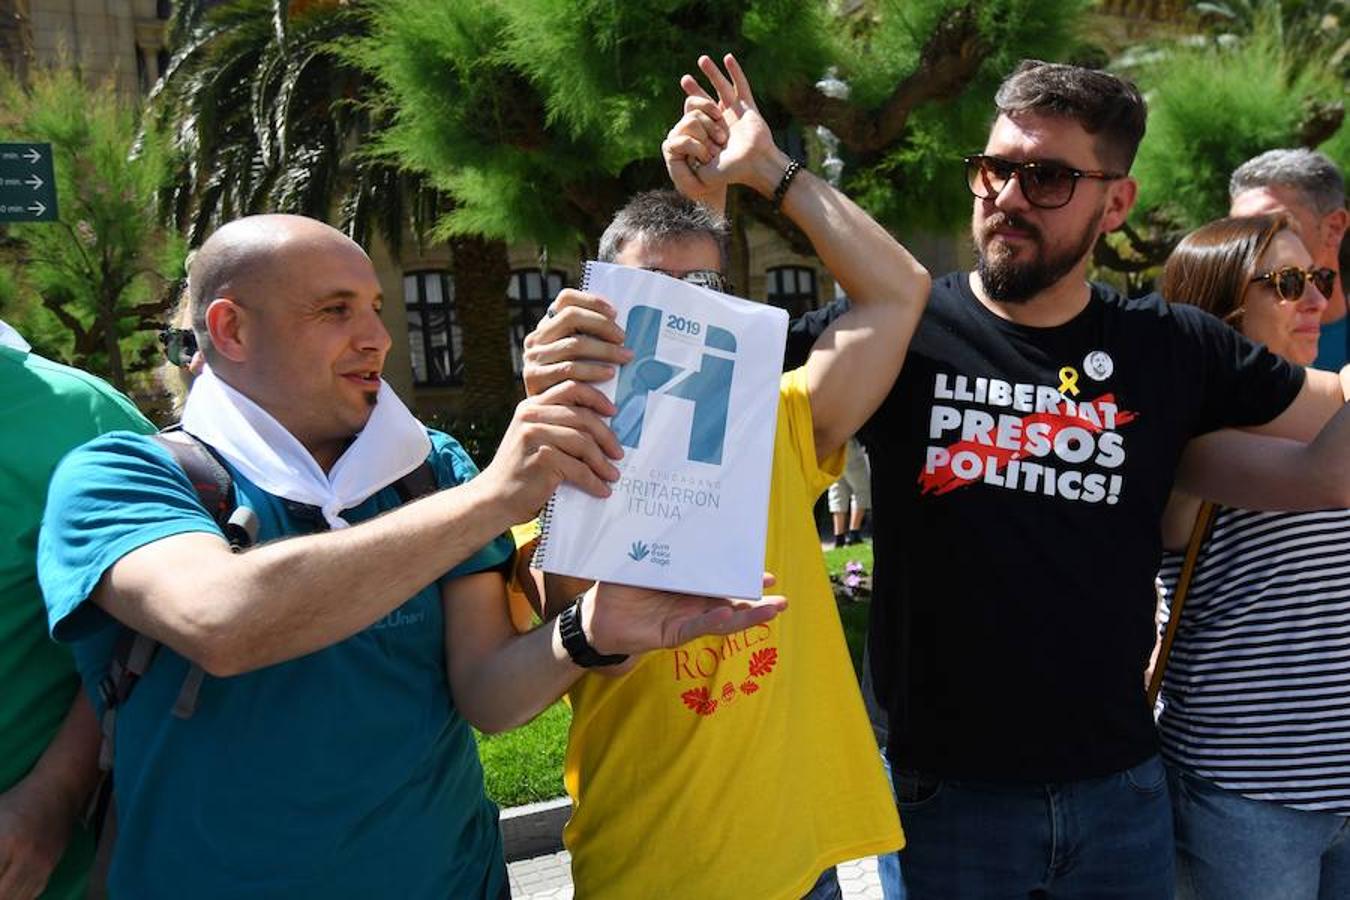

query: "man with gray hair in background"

left=1230, top=148, right=1348, bottom=369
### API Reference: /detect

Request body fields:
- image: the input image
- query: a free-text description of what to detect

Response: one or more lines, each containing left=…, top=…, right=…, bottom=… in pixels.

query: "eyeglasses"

left=643, top=267, right=729, bottom=294
left=1249, top=266, right=1336, bottom=303
left=158, top=327, right=198, bottom=367
left=963, top=154, right=1125, bottom=210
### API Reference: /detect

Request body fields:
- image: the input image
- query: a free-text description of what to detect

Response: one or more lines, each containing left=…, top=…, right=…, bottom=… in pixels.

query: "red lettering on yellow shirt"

left=673, top=623, right=775, bottom=682
left=675, top=645, right=781, bottom=716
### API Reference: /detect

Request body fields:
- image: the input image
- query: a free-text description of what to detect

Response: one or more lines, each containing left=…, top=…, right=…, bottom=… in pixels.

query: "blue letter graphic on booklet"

left=612, top=305, right=735, bottom=465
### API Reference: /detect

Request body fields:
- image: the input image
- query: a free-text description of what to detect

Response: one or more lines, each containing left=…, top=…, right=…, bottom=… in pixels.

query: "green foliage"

left=1322, top=112, right=1350, bottom=165
left=1130, top=26, right=1348, bottom=235
left=153, top=0, right=432, bottom=250
left=421, top=406, right=516, bottom=469
left=845, top=100, right=988, bottom=235
left=356, top=0, right=1091, bottom=249
left=830, top=0, right=1094, bottom=235
left=0, top=66, right=183, bottom=389
left=356, top=0, right=832, bottom=250
left=1190, top=0, right=1350, bottom=79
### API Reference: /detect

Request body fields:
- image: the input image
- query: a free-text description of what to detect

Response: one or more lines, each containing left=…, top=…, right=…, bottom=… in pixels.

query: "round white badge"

left=1083, top=350, right=1113, bottom=381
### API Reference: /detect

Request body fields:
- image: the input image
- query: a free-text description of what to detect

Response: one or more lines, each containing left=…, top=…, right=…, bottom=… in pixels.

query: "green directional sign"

left=0, top=142, right=58, bottom=222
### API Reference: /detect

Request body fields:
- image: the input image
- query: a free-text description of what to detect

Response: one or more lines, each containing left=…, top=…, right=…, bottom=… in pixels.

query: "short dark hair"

left=994, top=60, right=1148, bottom=172
left=598, top=190, right=730, bottom=273
left=1230, top=148, right=1345, bottom=216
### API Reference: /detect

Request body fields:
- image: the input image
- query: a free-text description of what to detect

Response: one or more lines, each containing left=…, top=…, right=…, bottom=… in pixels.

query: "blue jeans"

left=878, top=751, right=908, bottom=900
left=803, top=867, right=842, bottom=899
left=893, top=755, right=1174, bottom=899
left=1168, top=763, right=1350, bottom=900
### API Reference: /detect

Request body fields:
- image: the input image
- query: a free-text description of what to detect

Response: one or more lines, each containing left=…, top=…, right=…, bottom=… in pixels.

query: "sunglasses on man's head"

left=158, top=327, right=198, bottom=367
left=1248, top=266, right=1336, bottom=303
left=642, top=267, right=729, bottom=294
left=963, top=154, right=1125, bottom=210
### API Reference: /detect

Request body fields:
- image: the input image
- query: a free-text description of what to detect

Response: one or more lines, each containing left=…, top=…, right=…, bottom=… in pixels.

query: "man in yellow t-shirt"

left=517, top=55, right=930, bottom=898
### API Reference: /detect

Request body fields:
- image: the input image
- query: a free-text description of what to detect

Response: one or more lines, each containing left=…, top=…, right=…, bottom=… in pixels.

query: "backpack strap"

left=393, top=461, right=438, bottom=504
left=89, top=429, right=248, bottom=844
left=152, top=428, right=234, bottom=527
left=148, top=430, right=256, bottom=719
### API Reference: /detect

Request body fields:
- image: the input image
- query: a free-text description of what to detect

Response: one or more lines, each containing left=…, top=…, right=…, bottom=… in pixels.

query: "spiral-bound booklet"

left=533, top=260, right=788, bottom=599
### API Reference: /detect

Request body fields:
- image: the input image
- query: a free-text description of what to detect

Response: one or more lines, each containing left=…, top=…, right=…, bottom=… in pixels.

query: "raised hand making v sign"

left=661, top=52, right=931, bottom=462
left=662, top=53, right=778, bottom=211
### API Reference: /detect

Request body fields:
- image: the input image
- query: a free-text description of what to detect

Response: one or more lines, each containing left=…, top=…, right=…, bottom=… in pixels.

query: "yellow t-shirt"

left=506, top=520, right=543, bottom=633
left=563, top=368, right=902, bottom=899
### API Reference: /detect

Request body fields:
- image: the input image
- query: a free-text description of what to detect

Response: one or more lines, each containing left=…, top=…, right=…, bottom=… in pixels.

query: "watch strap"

left=559, top=595, right=629, bottom=668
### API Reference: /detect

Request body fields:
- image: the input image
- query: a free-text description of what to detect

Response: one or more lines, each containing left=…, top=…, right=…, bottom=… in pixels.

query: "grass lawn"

left=823, top=542, right=874, bottom=679
left=476, top=701, right=571, bottom=808
left=821, top=541, right=874, bottom=580
left=476, top=542, right=876, bottom=808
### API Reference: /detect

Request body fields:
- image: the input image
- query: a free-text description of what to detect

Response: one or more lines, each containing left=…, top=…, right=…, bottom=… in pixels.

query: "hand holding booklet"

left=533, top=261, right=787, bottom=599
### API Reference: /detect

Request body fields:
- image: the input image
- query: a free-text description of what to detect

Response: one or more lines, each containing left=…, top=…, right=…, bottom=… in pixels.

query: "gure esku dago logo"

left=628, top=540, right=652, bottom=562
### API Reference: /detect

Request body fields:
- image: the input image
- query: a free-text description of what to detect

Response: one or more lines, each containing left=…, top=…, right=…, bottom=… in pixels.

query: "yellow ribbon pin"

left=1058, top=366, right=1081, bottom=397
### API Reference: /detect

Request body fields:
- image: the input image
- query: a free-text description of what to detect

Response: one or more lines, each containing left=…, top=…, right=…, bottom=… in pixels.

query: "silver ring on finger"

left=689, top=158, right=702, bottom=173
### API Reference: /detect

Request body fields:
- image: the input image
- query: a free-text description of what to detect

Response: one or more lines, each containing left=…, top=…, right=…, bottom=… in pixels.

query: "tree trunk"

left=99, top=289, right=126, bottom=390
left=0, top=0, right=32, bottom=84
left=727, top=191, right=751, bottom=301
left=450, top=234, right=517, bottom=416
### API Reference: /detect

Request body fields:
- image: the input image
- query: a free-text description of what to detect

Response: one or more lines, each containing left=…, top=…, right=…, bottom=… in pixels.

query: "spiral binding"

left=534, top=260, right=598, bottom=568
left=534, top=491, right=559, bottom=567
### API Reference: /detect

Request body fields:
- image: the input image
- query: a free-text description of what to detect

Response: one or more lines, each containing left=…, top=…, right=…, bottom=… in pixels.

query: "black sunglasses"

left=643, top=267, right=730, bottom=294
left=1249, top=266, right=1336, bottom=303
left=158, top=327, right=198, bottom=367
left=964, top=154, right=1125, bottom=210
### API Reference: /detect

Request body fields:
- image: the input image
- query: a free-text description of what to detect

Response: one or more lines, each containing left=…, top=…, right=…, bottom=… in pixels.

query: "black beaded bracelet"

left=771, top=158, right=802, bottom=213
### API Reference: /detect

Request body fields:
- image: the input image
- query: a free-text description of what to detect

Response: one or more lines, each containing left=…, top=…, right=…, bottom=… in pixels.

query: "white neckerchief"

left=0, top=318, right=31, bottom=352
left=180, top=366, right=432, bottom=529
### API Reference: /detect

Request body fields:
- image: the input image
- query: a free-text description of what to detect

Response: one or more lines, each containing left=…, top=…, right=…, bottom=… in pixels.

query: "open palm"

left=587, top=575, right=786, bottom=655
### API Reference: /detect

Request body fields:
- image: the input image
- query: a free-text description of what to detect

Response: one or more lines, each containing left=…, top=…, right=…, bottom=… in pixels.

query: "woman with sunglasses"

left=1155, top=213, right=1348, bottom=899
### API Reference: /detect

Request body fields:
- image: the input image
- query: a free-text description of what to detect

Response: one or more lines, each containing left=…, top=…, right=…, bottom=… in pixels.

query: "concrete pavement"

left=507, top=850, right=884, bottom=898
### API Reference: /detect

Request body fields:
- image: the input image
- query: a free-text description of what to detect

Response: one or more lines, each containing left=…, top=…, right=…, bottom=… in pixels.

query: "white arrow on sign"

left=25, top=174, right=43, bottom=189
left=28, top=201, right=46, bottom=216
left=23, top=147, right=41, bottom=164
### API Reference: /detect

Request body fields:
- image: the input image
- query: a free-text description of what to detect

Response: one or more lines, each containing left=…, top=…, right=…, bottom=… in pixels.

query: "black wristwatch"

left=558, top=594, right=629, bottom=668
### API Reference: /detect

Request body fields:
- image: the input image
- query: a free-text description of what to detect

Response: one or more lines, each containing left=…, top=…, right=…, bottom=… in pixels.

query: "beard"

left=974, top=208, right=1103, bottom=304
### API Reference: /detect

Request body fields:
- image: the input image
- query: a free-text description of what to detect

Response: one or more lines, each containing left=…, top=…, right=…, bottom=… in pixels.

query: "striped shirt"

left=1158, top=506, right=1350, bottom=815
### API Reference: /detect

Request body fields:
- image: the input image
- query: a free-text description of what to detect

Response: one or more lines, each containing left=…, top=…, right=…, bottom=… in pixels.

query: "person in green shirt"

left=0, top=319, right=154, bottom=900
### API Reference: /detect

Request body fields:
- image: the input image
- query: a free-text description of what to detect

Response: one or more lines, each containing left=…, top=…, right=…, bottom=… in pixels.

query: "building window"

left=765, top=265, right=818, bottom=318
left=507, top=268, right=567, bottom=373
left=403, top=270, right=463, bottom=386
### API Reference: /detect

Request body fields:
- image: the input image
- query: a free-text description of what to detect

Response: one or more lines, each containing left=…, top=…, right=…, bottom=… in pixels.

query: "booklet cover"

left=533, top=261, right=788, bottom=599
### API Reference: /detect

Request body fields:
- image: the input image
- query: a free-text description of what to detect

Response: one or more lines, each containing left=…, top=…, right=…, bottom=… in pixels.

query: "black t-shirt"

left=790, top=272, right=1304, bottom=782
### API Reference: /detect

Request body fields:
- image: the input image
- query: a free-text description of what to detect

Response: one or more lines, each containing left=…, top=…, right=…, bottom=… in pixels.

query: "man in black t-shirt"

left=531, top=56, right=1350, bottom=899
left=779, top=62, right=1350, bottom=899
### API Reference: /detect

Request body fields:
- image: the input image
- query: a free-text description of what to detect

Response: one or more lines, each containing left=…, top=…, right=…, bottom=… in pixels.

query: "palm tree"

left=149, top=0, right=518, bottom=415
left=151, top=0, right=407, bottom=245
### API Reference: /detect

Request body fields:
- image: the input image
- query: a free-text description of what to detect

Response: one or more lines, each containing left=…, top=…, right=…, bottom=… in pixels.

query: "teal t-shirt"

left=0, top=346, right=154, bottom=900
left=37, top=429, right=513, bottom=900
left=1314, top=314, right=1348, bottom=371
